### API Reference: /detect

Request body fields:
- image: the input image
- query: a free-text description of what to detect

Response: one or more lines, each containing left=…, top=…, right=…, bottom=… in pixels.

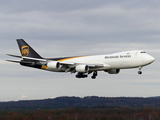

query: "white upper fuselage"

left=55, top=50, right=155, bottom=72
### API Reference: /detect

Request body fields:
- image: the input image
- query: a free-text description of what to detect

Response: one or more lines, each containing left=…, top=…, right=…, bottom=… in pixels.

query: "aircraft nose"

left=145, top=54, right=155, bottom=64
left=150, top=56, right=155, bottom=63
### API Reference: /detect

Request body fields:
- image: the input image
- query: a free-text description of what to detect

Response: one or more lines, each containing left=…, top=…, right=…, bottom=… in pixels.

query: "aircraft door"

left=135, top=52, right=138, bottom=58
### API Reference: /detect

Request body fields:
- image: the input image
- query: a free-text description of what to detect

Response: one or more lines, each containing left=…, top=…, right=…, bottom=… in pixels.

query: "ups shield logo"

left=21, top=46, right=29, bottom=57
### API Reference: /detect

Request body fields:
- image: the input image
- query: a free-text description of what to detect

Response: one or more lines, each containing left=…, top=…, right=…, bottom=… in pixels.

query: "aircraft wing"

left=87, top=64, right=104, bottom=67
left=58, top=61, right=110, bottom=73
left=59, top=61, right=105, bottom=67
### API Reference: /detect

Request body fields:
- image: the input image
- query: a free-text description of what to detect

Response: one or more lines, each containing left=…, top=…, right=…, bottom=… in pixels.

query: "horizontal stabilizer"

left=6, top=60, right=20, bottom=63
left=6, top=54, right=21, bottom=58
left=6, top=60, right=34, bottom=64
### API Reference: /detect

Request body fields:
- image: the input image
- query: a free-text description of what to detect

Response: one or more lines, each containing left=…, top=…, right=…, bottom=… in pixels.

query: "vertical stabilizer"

left=16, top=39, right=42, bottom=58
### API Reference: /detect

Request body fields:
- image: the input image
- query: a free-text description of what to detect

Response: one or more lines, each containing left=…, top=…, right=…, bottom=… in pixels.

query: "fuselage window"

left=141, top=51, right=146, bottom=53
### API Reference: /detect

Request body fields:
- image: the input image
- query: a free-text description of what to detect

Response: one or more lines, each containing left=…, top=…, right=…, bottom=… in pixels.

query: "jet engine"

left=105, top=69, right=120, bottom=74
left=47, top=61, right=60, bottom=69
left=75, top=65, right=89, bottom=73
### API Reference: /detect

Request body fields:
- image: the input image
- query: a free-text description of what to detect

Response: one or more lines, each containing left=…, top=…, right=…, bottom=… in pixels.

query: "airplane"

left=7, top=39, right=155, bottom=79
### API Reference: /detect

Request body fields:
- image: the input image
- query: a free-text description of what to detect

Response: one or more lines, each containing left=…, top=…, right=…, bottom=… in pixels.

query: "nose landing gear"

left=138, top=67, right=142, bottom=74
left=138, top=71, right=142, bottom=74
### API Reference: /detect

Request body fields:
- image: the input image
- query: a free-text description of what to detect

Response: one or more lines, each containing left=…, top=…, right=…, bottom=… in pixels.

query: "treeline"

left=0, top=96, right=160, bottom=110
left=0, top=96, right=160, bottom=119
left=0, top=107, right=160, bottom=120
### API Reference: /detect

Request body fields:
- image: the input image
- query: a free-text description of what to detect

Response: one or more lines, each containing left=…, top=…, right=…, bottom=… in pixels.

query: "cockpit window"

left=141, top=51, right=146, bottom=53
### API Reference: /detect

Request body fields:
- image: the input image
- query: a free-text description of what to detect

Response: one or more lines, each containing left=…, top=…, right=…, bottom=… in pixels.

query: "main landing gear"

left=76, top=73, right=88, bottom=78
left=138, top=67, right=142, bottom=74
left=91, top=71, right=97, bottom=79
left=75, top=71, right=98, bottom=79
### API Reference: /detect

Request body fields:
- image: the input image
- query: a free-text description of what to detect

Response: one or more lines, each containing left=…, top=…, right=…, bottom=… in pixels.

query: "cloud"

left=0, top=0, right=159, bottom=101
left=1, top=0, right=160, bottom=43
left=20, top=95, right=28, bottom=100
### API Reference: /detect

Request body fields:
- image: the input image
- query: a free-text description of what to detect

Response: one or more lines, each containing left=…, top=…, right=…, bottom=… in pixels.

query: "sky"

left=0, top=0, right=160, bottom=101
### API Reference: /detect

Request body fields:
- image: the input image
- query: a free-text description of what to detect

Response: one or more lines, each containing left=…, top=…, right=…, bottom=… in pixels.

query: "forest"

left=0, top=96, right=160, bottom=110
left=0, top=96, right=160, bottom=120
left=0, top=107, right=160, bottom=120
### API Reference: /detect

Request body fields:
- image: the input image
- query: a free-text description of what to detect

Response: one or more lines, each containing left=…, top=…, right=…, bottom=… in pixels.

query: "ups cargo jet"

left=7, top=39, right=155, bottom=79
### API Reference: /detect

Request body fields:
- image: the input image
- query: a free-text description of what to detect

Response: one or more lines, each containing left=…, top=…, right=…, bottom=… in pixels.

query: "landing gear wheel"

left=138, top=66, right=142, bottom=75
left=76, top=74, right=81, bottom=78
left=91, top=71, right=97, bottom=79
left=91, top=76, right=96, bottom=79
left=138, top=71, right=142, bottom=74
left=76, top=73, right=88, bottom=78
left=93, top=71, right=97, bottom=76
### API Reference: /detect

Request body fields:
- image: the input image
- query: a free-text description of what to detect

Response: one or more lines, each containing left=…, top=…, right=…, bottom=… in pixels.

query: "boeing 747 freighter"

left=7, top=39, right=155, bottom=79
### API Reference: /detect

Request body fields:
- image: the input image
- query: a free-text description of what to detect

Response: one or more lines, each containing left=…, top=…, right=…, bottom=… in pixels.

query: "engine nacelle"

left=47, top=61, right=60, bottom=69
left=75, top=65, right=89, bottom=73
left=106, top=69, right=120, bottom=74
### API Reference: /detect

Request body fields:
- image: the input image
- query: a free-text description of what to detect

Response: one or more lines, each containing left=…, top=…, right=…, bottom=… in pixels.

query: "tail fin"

left=16, top=39, right=42, bottom=59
